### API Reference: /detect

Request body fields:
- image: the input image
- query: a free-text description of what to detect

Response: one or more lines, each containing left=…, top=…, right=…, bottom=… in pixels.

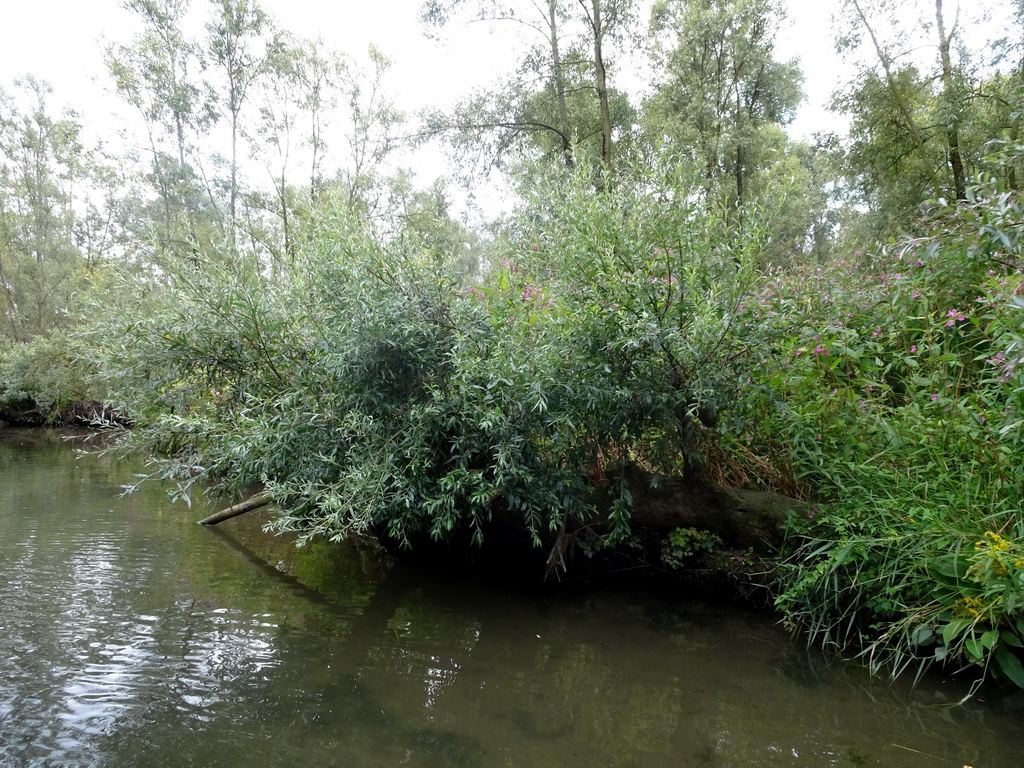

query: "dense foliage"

left=733, top=164, right=1024, bottom=689
left=3, top=0, right=1024, bottom=695
left=80, top=148, right=1024, bottom=690
left=86, top=161, right=767, bottom=546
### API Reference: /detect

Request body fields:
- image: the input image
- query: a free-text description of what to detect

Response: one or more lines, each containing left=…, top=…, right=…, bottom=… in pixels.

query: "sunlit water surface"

left=1, top=429, right=1020, bottom=767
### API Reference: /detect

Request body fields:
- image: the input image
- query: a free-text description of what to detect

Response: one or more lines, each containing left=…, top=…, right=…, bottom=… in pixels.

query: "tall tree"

left=249, top=33, right=306, bottom=262
left=247, top=40, right=403, bottom=257
left=292, top=39, right=347, bottom=204
left=933, top=0, right=967, bottom=200
left=644, top=0, right=803, bottom=212
left=832, top=0, right=996, bottom=231
left=336, top=46, right=404, bottom=217
left=838, top=0, right=945, bottom=200
left=206, top=0, right=275, bottom=228
left=0, top=79, right=90, bottom=341
left=107, top=0, right=220, bottom=256
left=978, top=3, right=1024, bottom=189
left=420, top=0, right=637, bottom=176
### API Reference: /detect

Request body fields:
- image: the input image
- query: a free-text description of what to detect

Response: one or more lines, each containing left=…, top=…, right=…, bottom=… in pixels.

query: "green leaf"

left=829, top=541, right=855, bottom=572
left=929, top=554, right=966, bottom=580
left=1001, top=630, right=1023, bottom=648
left=996, top=649, right=1024, bottom=689
left=964, top=636, right=984, bottom=663
left=910, top=624, right=934, bottom=646
left=941, top=618, right=973, bottom=647
left=981, top=629, right=1000, bottom=650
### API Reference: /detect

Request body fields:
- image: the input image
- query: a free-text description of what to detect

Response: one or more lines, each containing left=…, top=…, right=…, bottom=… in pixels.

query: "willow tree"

left=644, top=0, right=803, bottom=212
left=206, top=0, right=277, bottom=229
left=0, top=79, right=91, bottom=342
left=107, top=0, right=222, bottom=258
left=832, top=0, right=992, bottom=233
left=420, top=0, right=637, bottom=176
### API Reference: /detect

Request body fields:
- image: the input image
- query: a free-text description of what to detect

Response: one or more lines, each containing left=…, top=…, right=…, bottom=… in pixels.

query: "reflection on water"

left=1, top=428, right=1020, bottom=767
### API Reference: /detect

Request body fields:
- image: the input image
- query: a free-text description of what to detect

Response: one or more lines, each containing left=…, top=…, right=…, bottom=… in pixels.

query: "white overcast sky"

left=0, top=0, right=1015, bottom=201
left=1, top=0, right=843, bottom=136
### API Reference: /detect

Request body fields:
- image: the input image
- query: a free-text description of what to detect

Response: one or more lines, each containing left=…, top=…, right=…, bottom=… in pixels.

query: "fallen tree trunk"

left=198, top=491, right=274, bottom=526
left=379, top=464, right=807, bottom=585
left=602, top=464, right=807, bottom=552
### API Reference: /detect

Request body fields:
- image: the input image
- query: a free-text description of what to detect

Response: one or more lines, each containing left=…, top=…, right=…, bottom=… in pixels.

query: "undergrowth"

left=734, top=164, right=1024, bottom=691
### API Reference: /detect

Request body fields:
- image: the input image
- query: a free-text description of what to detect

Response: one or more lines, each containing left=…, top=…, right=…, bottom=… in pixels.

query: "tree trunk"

left=547, top=0, right=574, bottom=166
left=935, top=0, right=966, bottom=200
left=591, top=464, right=804, bottom=552
left=589, top=0, right=613, bottom=171
left=230, top=111, right=239, bottom=228
left=378, top=464, right=805, bottom=586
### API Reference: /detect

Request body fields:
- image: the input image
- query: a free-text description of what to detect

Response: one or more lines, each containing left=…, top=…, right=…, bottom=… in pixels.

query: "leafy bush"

left=85, top=159, right=771, bottom=550
left=661, top=527, right=723, bottom=569
left=84, top=149, right=1024, bottom=692
left=732, top=165, right=1024, bottom=689
left=0, top=334, right=94, bottom=422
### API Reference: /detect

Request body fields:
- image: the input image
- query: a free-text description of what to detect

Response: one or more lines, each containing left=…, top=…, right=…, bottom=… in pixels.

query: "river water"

left=1, top=429, right=1020, bottom=767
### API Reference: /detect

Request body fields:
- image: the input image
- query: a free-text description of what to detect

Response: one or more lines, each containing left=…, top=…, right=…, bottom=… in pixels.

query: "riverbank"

left=0, top=397, right=126, bottom=428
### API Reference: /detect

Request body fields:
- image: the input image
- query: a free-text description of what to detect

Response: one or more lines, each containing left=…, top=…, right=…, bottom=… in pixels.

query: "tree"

left=933, top=0, right=967, bottom=200
left=0, top=79, right=91, bottom=341
left=420, top=0, right=637, bottom=177
left=248, top=33, right=309, bottom=262
left=972, top=1, right=1024, bottom=190
left=388, top=174, right=484, bottom=279
left=335, top=46, right=405, bottom=218
left=831, top=0, right=999, bottom=232
left=644, top=0, right=803, bottom=213
left=292, top=39, right=347, bottom=204
left=205, top=0, right=276, bottom=228
left=106, top=0, right=223, bottom=259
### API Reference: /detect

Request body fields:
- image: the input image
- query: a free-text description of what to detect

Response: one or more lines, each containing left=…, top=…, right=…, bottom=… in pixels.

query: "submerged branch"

left=198, top=490, right=273, bottom=526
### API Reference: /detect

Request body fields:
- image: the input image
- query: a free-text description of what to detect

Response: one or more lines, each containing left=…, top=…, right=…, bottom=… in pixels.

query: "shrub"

left=732, top=165, right=1024, bottom=690
left=0, top=335, right=94, bottom=423
left=84, top=159, right=772, bottom=551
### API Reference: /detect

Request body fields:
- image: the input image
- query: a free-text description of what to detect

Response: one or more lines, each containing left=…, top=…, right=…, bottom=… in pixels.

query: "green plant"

left=734, top=159, right=1024, bottom=690
left=661, top=527, right=723, bottom=569
left=85, top=157, right=776, bottom=552
left=0, top=334, right=94, bottom=422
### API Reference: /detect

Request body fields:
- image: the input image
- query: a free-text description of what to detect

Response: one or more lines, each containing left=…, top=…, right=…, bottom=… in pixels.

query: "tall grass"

left=733, top=167, right=1024, bottom=689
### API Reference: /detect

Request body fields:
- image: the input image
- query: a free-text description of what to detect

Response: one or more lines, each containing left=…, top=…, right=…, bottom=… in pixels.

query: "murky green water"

left=1, top=429, right=1020, bottom=767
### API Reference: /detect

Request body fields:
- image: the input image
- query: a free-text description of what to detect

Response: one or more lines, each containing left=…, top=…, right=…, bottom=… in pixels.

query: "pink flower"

left=944, top=309, right=965, bottom=327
